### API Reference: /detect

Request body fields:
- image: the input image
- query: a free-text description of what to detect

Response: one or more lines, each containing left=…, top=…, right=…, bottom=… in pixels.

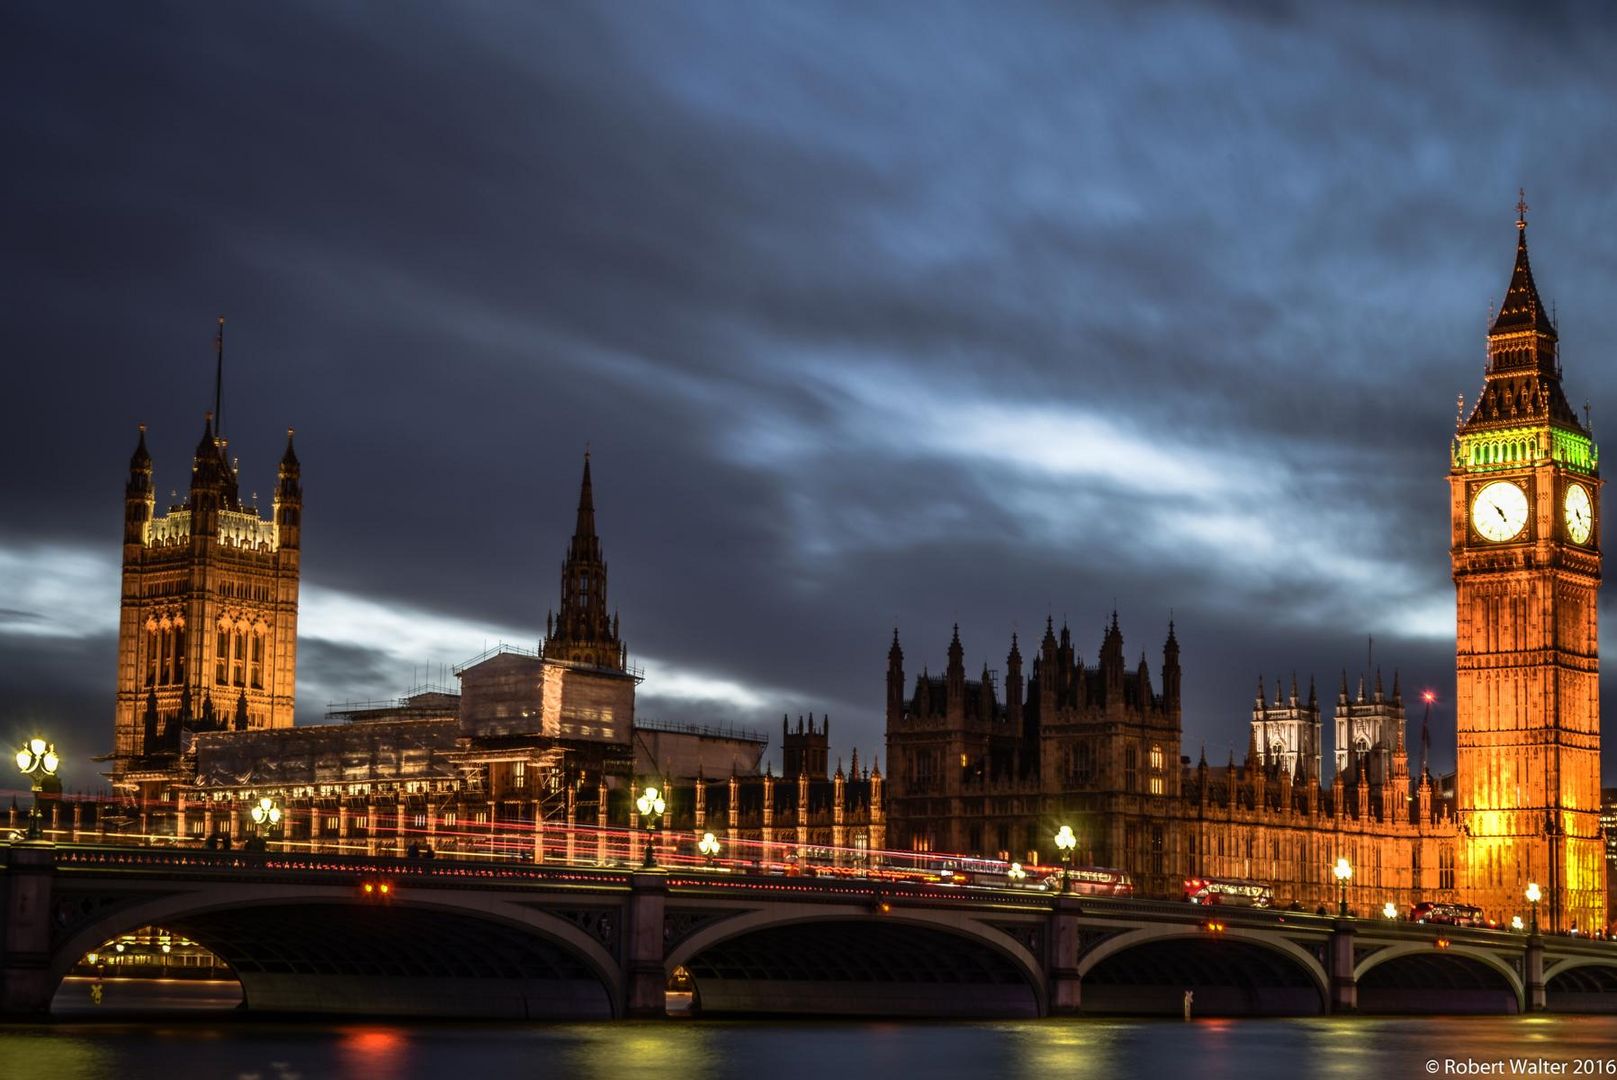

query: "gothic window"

left=1149, top=744, right=1164, bottom=771
left=158, top=629, right=172, bottom=685
left=914, top=750, right=935, bottom=789
left=1439, top=846, right=1455, bottom=890
left=174, top=627, right=186, bottom=683
left=1124, top=745, right=1138, bottom=792
left=216, top=630, right=229, bottom=684
left=968, top=823, right=982, bottom=853
left=232, top=630, right=245, bottom=687
left=146, top=629, right=158, bottom=686
left=249, top=633, right=263, bottom=689
left=1151, top=825, right=1164, bottom=875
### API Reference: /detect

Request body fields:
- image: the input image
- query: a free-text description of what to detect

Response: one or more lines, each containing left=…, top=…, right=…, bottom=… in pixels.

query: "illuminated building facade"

left=112, top=414, right=301, bottom=788
left=104, top=453, right=880, bottom=859
left=886, top=208, right=1609, bottom=925
left=884, top=616, right=1186, bottom=897
left=1449, top=204, right=1604, bottom=933
left=886, top=620, right=1460, bottom=911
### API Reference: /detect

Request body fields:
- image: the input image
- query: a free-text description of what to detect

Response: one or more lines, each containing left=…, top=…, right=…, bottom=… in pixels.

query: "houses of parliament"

left=101, top=209, right=1606, bottom=932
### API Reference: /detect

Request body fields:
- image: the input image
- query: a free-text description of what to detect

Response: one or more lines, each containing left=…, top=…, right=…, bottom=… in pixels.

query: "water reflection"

left=2, top=1015, right=1616, bottom=1080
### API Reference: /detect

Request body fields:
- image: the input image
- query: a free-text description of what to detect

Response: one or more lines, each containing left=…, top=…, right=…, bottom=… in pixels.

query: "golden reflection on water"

left=557, top=1023, right=721, bottom=1080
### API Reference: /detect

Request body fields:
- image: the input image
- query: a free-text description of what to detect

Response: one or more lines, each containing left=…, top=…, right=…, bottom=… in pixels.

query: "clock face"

left=1564, top=482, right=1593, bottom=544
left=1471, top=481, right=1530, bottom=543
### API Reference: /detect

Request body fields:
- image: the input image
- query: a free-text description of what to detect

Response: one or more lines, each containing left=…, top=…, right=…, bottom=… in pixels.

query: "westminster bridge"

left=4, top=842, right=1617, bottom=1020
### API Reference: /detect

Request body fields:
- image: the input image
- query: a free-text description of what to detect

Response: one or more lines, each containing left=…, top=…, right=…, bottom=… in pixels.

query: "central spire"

left=545, top=452, right=623, bottom=671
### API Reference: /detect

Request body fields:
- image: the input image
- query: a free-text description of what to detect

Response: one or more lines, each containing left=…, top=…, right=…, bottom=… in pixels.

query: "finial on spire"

left=1516, top=187, right=1529, bottom=230
left=213, top=316, right=225, bottom=437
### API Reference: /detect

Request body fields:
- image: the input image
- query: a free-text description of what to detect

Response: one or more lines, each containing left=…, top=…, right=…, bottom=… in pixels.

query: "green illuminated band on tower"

left=1454, top=424, right=1597, bottom=474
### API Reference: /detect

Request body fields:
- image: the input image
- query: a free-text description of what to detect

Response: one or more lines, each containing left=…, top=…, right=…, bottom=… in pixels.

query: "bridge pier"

left=0, top=844, right=57, bottom=1018
left=1525, top=934, right=1546, bottom=1011
left=1046, top=894, right=1082, bottom=1015
left=1329, top=918, right=1356, bottom=1013
left=625, top=870, right=668, bottom=1018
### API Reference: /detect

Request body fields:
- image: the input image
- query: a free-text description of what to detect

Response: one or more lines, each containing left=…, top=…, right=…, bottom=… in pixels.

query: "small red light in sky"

left=1421, top=690, right=1437, bottom=704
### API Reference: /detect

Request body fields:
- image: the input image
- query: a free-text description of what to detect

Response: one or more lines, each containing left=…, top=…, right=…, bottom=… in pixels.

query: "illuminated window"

left=1149, top=776, right=1164, bottom=796
left=512, top=761, right=527, bottom=788
left=444, top=812, right=458, bottom=827
left=1150, top=744, right=1164, bottom=771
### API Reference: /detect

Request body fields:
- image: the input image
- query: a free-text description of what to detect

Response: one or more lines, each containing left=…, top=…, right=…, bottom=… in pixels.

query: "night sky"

left=7, top=2, right=1617, bottom=790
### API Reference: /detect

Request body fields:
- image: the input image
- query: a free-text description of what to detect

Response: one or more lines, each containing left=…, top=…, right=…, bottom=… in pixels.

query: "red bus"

left=1184, top=877, right=1274, bottom=908
left=1409, top=902, right=1484, bottom=927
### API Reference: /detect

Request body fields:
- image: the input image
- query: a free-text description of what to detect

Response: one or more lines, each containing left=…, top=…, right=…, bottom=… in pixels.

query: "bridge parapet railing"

left=46, top=844, right=635, bottom=892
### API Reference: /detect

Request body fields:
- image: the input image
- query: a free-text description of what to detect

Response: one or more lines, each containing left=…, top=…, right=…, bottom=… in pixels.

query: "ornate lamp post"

left=1333, top=856, right=1352, bottom=917
left=1382, top=900, right=1398, bottom=920
left=1008, top=862, right=1027, bottom=888
left=1053, top=825, right=1077, bottom=893
left=250, top=796, right=282, bottom=849
left=1526, top=881, right=1541, bottom=936
left=698, top=830, right=721, bottom=868
left=15, top=737, right=60, bottom=840
left=636, top=785, right=666, bottom=868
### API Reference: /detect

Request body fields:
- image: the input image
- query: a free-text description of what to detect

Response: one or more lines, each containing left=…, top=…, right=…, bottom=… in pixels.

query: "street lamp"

left=1382, top=900, right=1398, bottom=920
left=250, top=796, right=282, bottom=850
left=1333, top=856, right=1352, bottom=917
left=1008, top=862, right=1027, bottom=887
left=1512, top=915, right=1525, bottom=932
left=698, top=831, right=721, bottom=868
left=15, top=737, right=61, bottom=840
left=1526, top=881, right=1541, bottom=935
left=1053, top=825, right=1077, bottom=893
left=636, top=785, right=666, bottom=868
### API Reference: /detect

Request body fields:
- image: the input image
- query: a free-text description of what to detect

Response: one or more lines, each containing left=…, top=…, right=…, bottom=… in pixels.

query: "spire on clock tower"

left=1465, top=193, right=1584, bottom=433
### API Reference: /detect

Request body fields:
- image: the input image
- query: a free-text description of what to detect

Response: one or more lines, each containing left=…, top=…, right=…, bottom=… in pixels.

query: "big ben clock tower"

left=1450, top=197, right=1604, bottom=933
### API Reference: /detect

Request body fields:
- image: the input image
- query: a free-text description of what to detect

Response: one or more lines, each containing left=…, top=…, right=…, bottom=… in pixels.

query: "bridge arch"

left=1076, top=925, right=1330, bottom=1016
left=664, top=904, right=1046, bottom=1018
left=50, top=885, right=623, bottom=1018
left=1354, top=943, right=1523, bottom=1014
left=1542, top=958, right=1617, bottom=1014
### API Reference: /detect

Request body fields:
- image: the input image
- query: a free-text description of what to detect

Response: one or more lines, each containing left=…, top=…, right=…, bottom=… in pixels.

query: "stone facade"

left=112, top=416, right=301, bottom=773
left=1449, top=211, right=1605, bottom=933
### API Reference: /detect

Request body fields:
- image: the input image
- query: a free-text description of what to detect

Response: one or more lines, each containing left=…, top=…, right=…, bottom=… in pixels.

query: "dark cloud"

left=5, top=1, right=1617, bottom=777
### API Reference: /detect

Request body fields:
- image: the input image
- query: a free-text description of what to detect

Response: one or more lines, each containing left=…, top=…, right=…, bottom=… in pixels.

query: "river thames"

left=5, top=1012, right=1616, bottom=1080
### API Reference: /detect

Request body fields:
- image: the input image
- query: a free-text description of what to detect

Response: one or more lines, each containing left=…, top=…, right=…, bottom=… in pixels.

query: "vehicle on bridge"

left=1040, top=865, right=1134, bottom=897
left=1183, top=877, right=1274, bottom=908
left=1410, top=901, right=1485, bottom=927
